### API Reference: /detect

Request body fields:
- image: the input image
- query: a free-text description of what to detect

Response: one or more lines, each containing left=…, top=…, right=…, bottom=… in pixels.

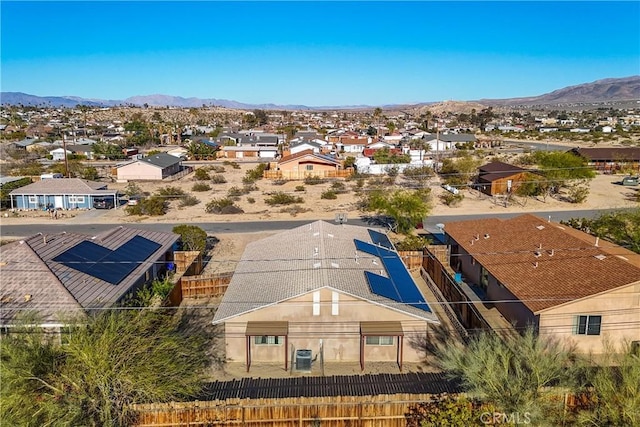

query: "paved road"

left=0, top=208, right=623, bottom=238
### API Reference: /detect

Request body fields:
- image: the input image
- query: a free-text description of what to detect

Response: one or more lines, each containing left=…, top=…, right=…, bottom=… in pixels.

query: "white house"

left=49, top=148, right=73, bottom=161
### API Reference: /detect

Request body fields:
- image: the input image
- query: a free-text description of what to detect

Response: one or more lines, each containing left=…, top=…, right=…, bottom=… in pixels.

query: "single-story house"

left=49, top=147, right=73, bottom=161
left=221, top=145, right=278, bottom=159
left=116, top=152, right=182, bottom=181
left=275, top=150, right=345, bottom=179
left=9, top=178, right=118, bottom=210
left=569, top=147, right=640, bottom=173
left=212, top=221, right=440, bottom=372
left=443, top=214, right=640, bottom=354
left=0, top=227, right=179, bottom=331
left=66, top=144, right=95, bottom=160
left=475, top=161, right=538, bottom=196
left=289, top=140, right=323, bottom=155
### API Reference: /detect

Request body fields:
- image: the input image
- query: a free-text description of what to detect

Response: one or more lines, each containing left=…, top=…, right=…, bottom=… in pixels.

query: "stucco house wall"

left=117, top=162, right=162, bottom=180
left=223, top=287, right=430, bottom=365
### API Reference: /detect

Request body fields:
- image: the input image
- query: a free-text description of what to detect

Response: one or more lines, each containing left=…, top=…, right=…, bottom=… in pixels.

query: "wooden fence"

left=397, top=251, right=423, bottom=271
left=263, top=169, right=354, bottom=181
left=132, top=393, right=443, bottom=427
left=173, top=251, right=203, bottom=276
left=179, top=273, right=232, bottom=299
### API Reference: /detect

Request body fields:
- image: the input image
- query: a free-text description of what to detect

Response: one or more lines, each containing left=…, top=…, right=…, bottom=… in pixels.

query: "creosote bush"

left=179, top=195, right=199, bottom=207
left=222, top=160, right=241, bottom=169
left=125, top=196, right=168, bottom=216
left=295, top=185, right=306, bottom=192
left=193, top=168, right=210, bottom=181
left=440, top=192, right=464, bottom=207
left=155, top=186, right=186, bottom=200
left=265, top=192, right=303, bottom=206
left=304, top=175, right=325, bottom=185
left=321, top=190, right=337, bottom=199
left=205, top=198, right=244, bottom=214
left=210, top=174, right=227, bottom=184
left=191, top=182, right=211, bottom=192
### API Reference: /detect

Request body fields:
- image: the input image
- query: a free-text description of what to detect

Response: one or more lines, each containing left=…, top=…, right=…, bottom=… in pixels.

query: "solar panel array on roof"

left=356, top=238, right=432, bottom=312
left=368, top=230, right=394, bottom=250
left=53, top=236, right=162, bottom=285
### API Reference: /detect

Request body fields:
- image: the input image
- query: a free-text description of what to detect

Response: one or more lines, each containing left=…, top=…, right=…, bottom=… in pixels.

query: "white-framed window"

left=69, top=196, right=85, bottom=203
left=574, top=315, right=601, bottom=336
left=365, top=336, right=394, bottom=346
left=28, top=196, right=37, bottom=204
left=313, top=291, right=320, bottom=316
left=305, top=165, right=313, bottom=171
left=331, top=291, right=339, bottom=316
left=254, top=335, right=282, bottom=345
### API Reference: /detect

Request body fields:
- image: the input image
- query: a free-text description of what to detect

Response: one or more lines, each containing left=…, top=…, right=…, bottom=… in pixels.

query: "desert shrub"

left=279, top=205, right=309, bottom=216
left=295, top=185, right=305, bottom=192
left=205, top=198, right=244, bottom=214
left=272, top=179, right=287, bottom=186
left=304, top=175, right=325, bottom=185
left=330, top=181, right=347, bottom=192
left=193, top=168, right=210, bottom=181
left=155, top=186, right=186, bottom=200
left=211, top=174, right=227, bottom=184
left=192, top=183, right=211, bottom=192
left=125, top=196, right=167, bottom=216
left=222, top=160, right=241, bottom=169
left=394, top=235, right=431, bottom=251
left=439, top=192, right=464, bottom=207
left=567, top=185, right=589, bottom=204
left=179, top=195, right=199, bottom=207
left=243, top=183, right=258, bottom=193
left=211, top=165, right=226, bottom=173
left=265, top=192, right=303, bottom=206
left=321, top=190, right=337, bottom=199
left=247, top=197, right=256, bottom=204
left=244, top=163, right=267, bottom=183
left=227, top=186, right=244, bottom=199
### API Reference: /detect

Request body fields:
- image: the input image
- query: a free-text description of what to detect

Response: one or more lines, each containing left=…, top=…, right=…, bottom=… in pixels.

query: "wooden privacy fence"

left=132, top=393, right=444, bottom=427
left=263, top=169, right=354, bottom=180
left=173, top=251, right=204, bottom=276
left=179, top=273, right=232, bottom=299
left=398, top=251, right=423, bottom=271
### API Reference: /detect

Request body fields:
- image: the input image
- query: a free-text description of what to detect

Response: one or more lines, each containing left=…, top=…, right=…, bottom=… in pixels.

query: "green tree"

left=368, top=189, right=431, bottom=234
left=0, top=310, right=209, bottom=427
left=436, top=327, right=575, bottom=424
left=373, top=147, right=411, bottom=164
left=532, top=151, right=595, bottom=193
left=562, top=209, right=640, bottom=253
left=172, top=224, right=208, bottom=252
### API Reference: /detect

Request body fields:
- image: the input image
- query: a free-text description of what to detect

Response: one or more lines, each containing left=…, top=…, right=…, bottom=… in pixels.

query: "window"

left=28, top=196, right=37, bottom=204
left=331, top=291, right=339, bottom=316
left=575, top=315, right=601, bottom=336
left=254, top=335, right=281, bottom=345
left=365, top=336, right=394, bottom=346
left=480, top=266, right=489, bottom=290
left=305, top=165, right=314, bottom=171
left=69, top=196, right=85, bottom=203
left=313, top=291, right=320, bottom=316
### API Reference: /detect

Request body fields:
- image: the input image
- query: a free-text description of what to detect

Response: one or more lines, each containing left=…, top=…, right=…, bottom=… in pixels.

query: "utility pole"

left=435, top=117, right=440, bottom=173
left=62, top=129, right=70, bottom=178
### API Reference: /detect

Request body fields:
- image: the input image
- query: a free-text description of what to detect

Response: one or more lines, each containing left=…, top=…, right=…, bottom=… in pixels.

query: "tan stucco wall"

left=117, top=162, right=162, bottom=180
left=278, top=161, right=337, bottom=173
left=538, top=282, right=640, bottom=354
left=222, top=287, right=434, bottom=365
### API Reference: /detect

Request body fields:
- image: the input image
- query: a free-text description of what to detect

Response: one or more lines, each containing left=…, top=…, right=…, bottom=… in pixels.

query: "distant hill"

left=479, top=76, right=640, bottom=107
left=2, top=76, right=638, bottom=110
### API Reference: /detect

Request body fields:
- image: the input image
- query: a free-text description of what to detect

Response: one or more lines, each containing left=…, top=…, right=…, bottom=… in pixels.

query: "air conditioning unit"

left=295, top=349, right=312, bottom=372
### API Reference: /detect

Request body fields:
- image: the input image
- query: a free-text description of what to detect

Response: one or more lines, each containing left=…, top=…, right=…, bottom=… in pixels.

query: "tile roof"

left=9, top=178, right=112, bottom=195
left=477, top=162, right=537, bottom=182
left=213, top=221, right=439, bottom=323
left=0, top=240, right=83, bottom=326
left=278, top=150, right=341, bottom=166
left=444, top=214, right=640, bottom=313
left=0, top=227, right=179, bottom=318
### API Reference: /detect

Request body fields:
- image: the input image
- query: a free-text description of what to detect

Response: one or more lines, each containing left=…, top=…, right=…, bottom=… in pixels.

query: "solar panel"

left=53, top=236, right=162, bottom=285
left=368, top=230, right=394, bottom=250
left=358, top=238, right=432, bottom=313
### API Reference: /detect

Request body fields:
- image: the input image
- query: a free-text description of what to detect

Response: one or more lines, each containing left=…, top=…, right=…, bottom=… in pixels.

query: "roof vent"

left=24, top=294, right=32, bottom=302
left=484, top=234, right=490, bottom=239
left=548, top=249, right=555, bottom=256
left=533, top=262, right=538, bottom=268
left=474, top=234, right=480, bottom=241
left=594, top=237, right=600, bottom=247
left=534, top=251, right=542, bottom=258
left=594, top=254, right=606, bottom=261
left=536, top=225, right=545, bottom=230
left=331, top=262, right=339, bottom=269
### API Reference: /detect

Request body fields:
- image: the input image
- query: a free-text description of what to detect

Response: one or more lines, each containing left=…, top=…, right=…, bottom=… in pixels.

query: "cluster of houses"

left=1, top=214, right=638, bottom=372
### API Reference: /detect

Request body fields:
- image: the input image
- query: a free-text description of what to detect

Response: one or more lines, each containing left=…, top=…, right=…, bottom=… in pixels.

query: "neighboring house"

left=66, top=144, right=95, bottom=160
left=11, top=138, right=38, bottom=151
left=212, top=221, right=439, bottom=371
left=569, top=147, right=640, bottom=173
left=9, top=178, right=118, bottom=210
left=116, top=152, right=182, bottom=181
left=49, top=147, right=72, bottom=161
left=338, top=137, right=369, bottom=154
left=167, top=147, right=188, bottom=159
left=275, top=150, right=345, bottom=179
left=0, top=227, right=179, bottom=331
left=289, top=140, right=323, bottom=155
left=221, top=145, right=278, bottom=159
left=443, top=214, right=640, bottom=354
left=475, top=161, right=538, bottom=196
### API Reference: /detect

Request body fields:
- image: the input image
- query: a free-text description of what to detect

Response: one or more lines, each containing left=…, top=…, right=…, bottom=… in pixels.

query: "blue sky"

left=1, top=1, right=639, bottom=106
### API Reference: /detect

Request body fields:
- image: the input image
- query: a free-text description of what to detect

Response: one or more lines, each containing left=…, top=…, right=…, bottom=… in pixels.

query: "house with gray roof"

left=116, top=152, right=182, bottom=180
left=9, top=178, right=118, bottom=210
left=0, top=226, right=179, bottom=330
left=213, top=220, right=439, bottom=372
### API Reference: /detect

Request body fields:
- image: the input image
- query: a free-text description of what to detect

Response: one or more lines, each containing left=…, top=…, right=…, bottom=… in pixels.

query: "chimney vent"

left=595, top=237, right=599, bottom=247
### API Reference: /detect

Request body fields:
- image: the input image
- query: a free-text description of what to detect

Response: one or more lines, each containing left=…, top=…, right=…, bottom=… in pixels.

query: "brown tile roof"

left=477, top=162, right=538, bottom=183
left=444, top=214, right=640, bottom=313
left=278, top=150, right=341, bottom=166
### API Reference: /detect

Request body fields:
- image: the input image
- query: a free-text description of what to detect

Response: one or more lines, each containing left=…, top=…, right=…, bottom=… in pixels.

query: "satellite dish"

left=436, top=223, right=445, bottom=230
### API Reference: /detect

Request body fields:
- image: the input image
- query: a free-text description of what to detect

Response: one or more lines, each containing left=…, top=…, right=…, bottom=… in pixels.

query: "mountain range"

left=1, top=76, right=638, bottom=110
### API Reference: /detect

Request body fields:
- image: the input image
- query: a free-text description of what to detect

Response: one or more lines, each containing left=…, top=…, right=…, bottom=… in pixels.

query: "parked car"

left=621, top=176, right=639, bottom=186
left=93, top=197, right=115, bottom=209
